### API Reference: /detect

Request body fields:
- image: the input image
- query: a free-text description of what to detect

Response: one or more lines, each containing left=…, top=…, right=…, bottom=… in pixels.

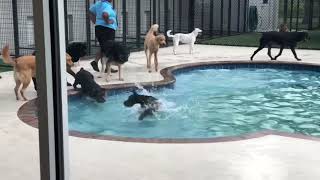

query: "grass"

left=201, top=30, right=320, bottom=50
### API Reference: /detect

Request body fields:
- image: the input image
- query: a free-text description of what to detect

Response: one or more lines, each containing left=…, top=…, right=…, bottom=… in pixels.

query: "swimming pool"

left=68, top=64, right=320, bottom=140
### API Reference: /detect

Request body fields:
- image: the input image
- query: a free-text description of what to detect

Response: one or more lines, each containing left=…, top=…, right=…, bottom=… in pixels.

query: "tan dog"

left=1, top=45, right=74, bottom=101
left=144, top=24, right=166, bottom=72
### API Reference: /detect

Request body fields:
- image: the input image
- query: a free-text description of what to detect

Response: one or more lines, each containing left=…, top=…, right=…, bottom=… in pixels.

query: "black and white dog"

left=124, top=91, right=161, bottom=120
left=73, top=68, right=106, bottom=103
left=100, top=41, right=130, bottom=82
left=251, top=32, right=310, bottom=61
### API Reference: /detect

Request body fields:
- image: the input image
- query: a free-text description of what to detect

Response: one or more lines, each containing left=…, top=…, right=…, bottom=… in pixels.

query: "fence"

left=0, top=0, right=319, bottom=57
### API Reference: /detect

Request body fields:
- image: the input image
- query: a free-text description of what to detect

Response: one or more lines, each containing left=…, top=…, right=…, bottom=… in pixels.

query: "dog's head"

left=111, top=43, right=130, bottom=64
left=156, top=34, right=166, bottom=46
left=66, top=42, right=88, bottom=62
left=194, top=28, right=202, bottom=35
left=124, top=91, right=140, bottom=107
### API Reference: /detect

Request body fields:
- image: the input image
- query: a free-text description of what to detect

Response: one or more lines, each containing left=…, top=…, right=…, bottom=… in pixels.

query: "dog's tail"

left=166, top=30, right=174, bottom=38
left=1, top=45, right=16, bottom=66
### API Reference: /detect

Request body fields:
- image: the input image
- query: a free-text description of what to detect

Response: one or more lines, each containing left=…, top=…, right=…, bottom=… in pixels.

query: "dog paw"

left=297, top=58, right=302, bottom=61
left=148, top=70, right=152, bottom=73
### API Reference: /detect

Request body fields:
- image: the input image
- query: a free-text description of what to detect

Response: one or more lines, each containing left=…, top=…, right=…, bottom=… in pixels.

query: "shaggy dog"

left=144, top=24, right=166, bottom=73
left=124, top=91, right=160, bottom=120
left=1, top=45, right=78, bottom=100
left=166, top=28, right=202, bottom=55
left=73, top=68, right=105, bottom=103
left=2, top=45, right=36, bottom=101
left=250, top=32, right=310, bottom=61
left=100, top=41, right=130, bottom=82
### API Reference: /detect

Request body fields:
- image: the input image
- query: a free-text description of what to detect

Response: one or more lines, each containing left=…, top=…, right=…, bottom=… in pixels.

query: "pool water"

left=69, top=68, right=320, bottom=139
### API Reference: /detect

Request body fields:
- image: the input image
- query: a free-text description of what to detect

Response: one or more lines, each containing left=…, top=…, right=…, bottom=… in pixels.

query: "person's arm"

left=89, top=11, right=96, bottom=24
left=102, top=12, right=114, bottom=24
left=89, top=4, right=96, bottom=24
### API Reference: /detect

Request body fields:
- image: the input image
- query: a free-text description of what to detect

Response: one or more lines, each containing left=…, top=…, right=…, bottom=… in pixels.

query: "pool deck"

left=1, top=45, right=320, bottom=180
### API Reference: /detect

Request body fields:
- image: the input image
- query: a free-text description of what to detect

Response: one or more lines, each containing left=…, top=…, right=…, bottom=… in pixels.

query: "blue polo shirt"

left=89, top=1, right=118, bottom=30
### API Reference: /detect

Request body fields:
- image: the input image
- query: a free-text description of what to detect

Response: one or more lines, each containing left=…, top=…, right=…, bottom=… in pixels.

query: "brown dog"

left=1, top=45, right=74, bottom=101
left=144, top=24, right=166, bottom=72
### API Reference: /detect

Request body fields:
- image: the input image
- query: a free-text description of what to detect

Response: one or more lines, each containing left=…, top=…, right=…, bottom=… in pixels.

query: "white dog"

left=166, top=28, right=202, bottom=55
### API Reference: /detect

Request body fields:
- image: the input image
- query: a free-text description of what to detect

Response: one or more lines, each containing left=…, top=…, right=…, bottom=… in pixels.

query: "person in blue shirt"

left=89, top=0, right=118, bottom=72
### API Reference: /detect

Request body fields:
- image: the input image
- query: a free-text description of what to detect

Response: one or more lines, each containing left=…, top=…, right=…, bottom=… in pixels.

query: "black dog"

left=32, top=42, right=88, bottom=89
left=124, top=91, right=160, bottom=120
left=251, top=32, right=310, bottom=61
left=66, top=42, right=87, bottom=63
left=73, top=68, right=105, bottom=103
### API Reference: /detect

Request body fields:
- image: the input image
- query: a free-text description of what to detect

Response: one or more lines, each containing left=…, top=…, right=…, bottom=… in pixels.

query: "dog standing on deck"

left=144, top=24, right=166, bottom=73
left=250, top=32, right=310, bottom=61
left=167, top=28, right=202, bottom=55
left=99, top=42, right=130, bottom=82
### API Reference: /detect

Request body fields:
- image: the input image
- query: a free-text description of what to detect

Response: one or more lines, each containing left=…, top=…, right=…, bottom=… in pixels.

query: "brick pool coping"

left=17, top=60, right=320, bottom=143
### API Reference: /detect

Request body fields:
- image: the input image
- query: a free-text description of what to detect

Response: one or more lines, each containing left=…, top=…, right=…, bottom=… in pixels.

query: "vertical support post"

left=32, top=0, right=69, bottom=179
left=296, top=0, right=300, bottom=31
left=289, top=0, right=294, bottom=31
left=85, top=0, right=91, bottom=54
left=319, top=0, right=320, bottom=28
left=243, top=0, right=248, bottom=32
left=201, top=0, right=204, bottom=33
left=173, top=0, right=175, bottom=33
left=12, top=0, right=20, bottom=56
left=149, top=0, right=152, bottom=26
left=153, top=0, right=157, bottom=24
left=164, top=0, right=169, bottom=33
left=210, top=0, right=214, bottom=36
left=179, top=0, right=182, bottom=32
left=158, top=0, right=161, bottom=30
left=189, top=0, right=195, bottom=32
left=227, top=0, right=232, bottom=35
left=308, top=0, right=314, bottom=30
left=284, top=0, right=288, bottom=24
left=237, top=0, right=241, bottom=33
left=122, top=0, right=127, bottom=44
left=220, top=0, right=224, bottom=36
left=64, top=0, right=69, bottom=46
left=136, top=0, right=141, bottom=44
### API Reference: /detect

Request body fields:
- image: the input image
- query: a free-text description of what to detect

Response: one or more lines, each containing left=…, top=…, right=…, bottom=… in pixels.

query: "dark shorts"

left=95, top=25, right=115, bottom=54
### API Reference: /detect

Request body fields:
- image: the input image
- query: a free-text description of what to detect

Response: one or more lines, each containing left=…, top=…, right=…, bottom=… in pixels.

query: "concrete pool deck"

left=1, top=45, right=320, bottom=180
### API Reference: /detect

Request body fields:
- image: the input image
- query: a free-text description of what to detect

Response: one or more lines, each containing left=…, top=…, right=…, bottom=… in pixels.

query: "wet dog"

left=124, top=91, right=161, bottom=120
left=250, top=32, right=310, bottom=61
left=100, top=42, right=130, bottom=82
left=167, top=28, right=202, bottom=55
left=73, top=68, right=105, bottom=103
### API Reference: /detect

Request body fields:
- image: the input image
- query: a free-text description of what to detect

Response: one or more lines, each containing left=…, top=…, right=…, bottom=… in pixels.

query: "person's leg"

left=91, top=26, right=105, bottom=72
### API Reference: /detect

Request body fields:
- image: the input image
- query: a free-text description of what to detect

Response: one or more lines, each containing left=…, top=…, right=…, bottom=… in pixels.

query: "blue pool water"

left=69, top=68, right=320, bottom=139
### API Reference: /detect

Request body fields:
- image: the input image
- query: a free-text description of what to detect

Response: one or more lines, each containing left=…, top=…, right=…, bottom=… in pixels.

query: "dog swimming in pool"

left=124, top=90, right=161, bottom=120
